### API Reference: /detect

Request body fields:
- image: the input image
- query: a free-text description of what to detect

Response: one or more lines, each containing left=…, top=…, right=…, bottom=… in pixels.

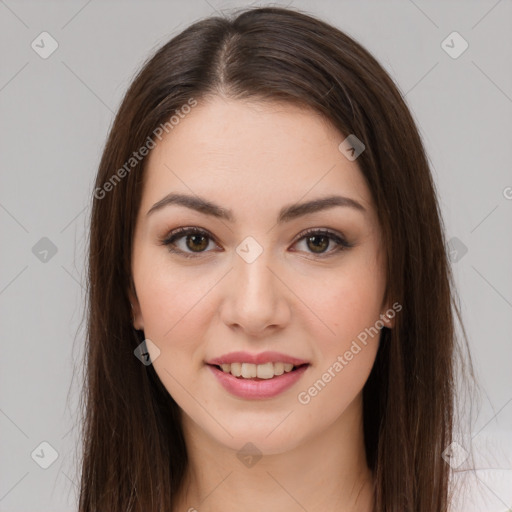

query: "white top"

left=448, top=431, right=512, bottom=511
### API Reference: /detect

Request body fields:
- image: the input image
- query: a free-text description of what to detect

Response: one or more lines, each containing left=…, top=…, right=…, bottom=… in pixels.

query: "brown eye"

left=185, top=233, right=209, bottom=252
left=293, top=228, right=352, bottom=257
left=161, top=227, right=217, bottom=258
left=305, top=234, right=330, bottom=253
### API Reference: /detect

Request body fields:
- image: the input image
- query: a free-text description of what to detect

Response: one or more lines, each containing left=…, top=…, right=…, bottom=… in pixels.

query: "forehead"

left=140, top=97, right=374, bottom=216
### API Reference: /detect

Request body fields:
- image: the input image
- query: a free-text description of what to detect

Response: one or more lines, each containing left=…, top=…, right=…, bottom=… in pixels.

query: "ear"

left=380, top=301, right=398, bottom=329
left=128, top=279, right=144, bottom=331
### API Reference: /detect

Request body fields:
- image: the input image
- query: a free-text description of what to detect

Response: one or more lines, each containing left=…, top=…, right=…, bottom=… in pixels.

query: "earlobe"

left=383, top=311, right=395, bottom=329
left=128, top=283, right=144, bottom=331
left=380, top=303, right=396, bottom=329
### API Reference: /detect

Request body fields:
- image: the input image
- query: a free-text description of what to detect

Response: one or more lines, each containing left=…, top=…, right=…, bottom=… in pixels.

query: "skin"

left=129, top=96, right=394, bottom=512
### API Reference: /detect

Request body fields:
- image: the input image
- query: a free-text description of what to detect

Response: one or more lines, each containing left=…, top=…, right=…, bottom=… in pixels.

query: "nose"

left=219, top=250, right=291, bottom=337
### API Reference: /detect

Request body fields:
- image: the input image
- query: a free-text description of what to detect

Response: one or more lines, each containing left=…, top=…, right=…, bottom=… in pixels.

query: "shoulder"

left=448, top=431, right=512, bottom=512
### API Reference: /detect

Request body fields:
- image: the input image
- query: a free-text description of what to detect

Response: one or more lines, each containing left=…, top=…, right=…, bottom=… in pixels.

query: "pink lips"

left=206, top=351, right=310, bottom=400
left=206, top=351, right=309, bottom=366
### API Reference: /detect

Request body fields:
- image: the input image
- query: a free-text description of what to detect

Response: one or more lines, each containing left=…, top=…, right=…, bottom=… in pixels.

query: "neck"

left=173, top=393, right=375, bottom=512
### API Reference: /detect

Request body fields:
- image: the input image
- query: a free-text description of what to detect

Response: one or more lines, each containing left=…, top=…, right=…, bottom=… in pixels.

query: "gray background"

left=0, top=1, right=511, bottom=510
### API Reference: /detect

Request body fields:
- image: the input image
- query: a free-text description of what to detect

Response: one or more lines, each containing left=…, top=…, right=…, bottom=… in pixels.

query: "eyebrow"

left=146, top=192, right=366, bottom=223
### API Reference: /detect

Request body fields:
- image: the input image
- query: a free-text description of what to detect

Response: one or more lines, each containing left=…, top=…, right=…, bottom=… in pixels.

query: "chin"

left=203, top=416, right=308, bottom=456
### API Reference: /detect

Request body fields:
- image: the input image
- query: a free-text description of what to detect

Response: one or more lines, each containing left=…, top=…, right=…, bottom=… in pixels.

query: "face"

left=130, top=97, right=393, bottom=454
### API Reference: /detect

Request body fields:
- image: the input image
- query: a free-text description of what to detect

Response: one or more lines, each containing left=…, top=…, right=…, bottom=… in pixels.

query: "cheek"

left=305, top=259, right=386, bottom=346
left=296, top=271, right=383, bottom=416
left=136, top=265, right=212, bottom=397
left=136, top=258, right=217, bottom=342
left=297, top=342, right=378, bottom=434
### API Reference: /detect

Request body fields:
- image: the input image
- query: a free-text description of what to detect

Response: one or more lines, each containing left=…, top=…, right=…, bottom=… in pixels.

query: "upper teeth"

left=219, top=362, right=295, bottom=379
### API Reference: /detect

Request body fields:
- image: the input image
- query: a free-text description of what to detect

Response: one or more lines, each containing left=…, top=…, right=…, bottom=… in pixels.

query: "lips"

left=205, top=351, right=310, bottom=399
left=207, top=363, right=309, bottom=399
left=206, top=351, right=309, bottom=366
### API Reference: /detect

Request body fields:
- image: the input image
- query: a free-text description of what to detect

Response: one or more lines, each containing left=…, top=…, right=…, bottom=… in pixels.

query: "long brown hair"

left=79, top=6, right=475, bottom=511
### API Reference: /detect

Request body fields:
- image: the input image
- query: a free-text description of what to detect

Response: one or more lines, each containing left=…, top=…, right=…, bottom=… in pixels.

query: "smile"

left=216, top=361, right=298, bottom=379
left=206, top=363, right=310, bottom=399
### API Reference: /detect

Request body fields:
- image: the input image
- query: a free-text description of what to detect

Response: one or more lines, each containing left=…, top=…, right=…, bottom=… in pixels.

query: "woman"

left=80, top=6, right=475, bottom=511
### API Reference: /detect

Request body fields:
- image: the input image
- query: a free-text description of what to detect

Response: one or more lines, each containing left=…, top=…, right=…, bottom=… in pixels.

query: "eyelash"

left=159, top=226, right=353, bottom=259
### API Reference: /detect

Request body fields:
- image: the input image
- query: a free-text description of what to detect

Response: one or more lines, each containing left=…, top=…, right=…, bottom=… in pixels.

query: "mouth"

left=207, top=362, right=310, bottom=380
left=206, top=362, right=310, bottom=400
